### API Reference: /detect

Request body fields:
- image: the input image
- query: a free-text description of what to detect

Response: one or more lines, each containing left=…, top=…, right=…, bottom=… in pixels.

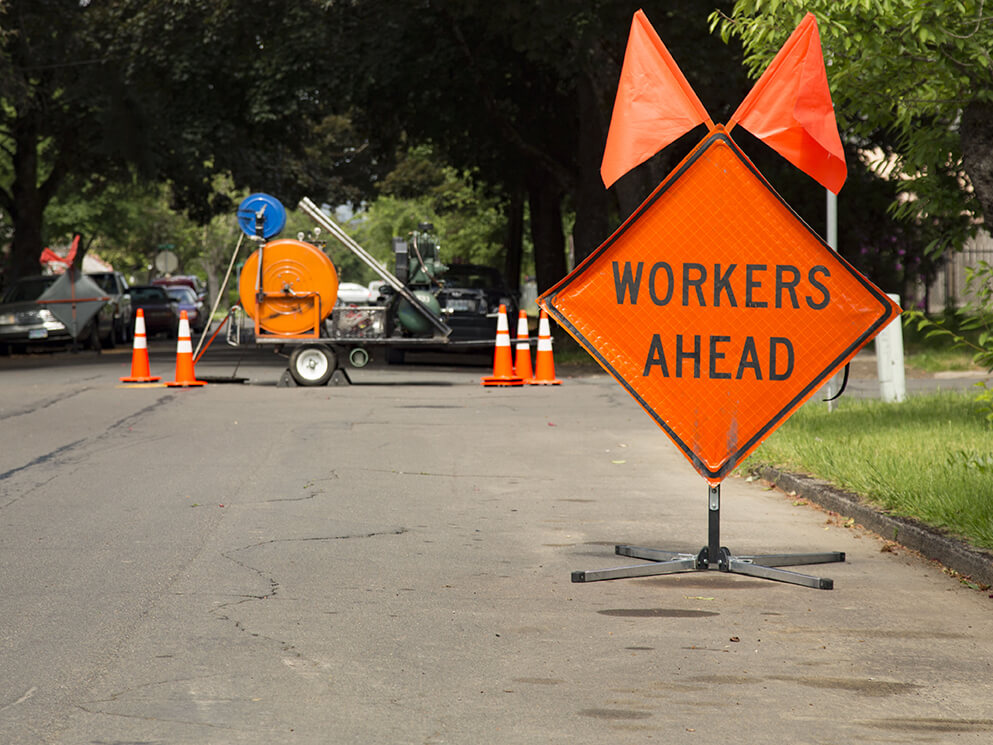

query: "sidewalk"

left=836, top=349, right=991, bottom=398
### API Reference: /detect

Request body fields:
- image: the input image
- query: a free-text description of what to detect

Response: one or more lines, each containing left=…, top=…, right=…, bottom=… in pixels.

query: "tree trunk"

left=528, top=172, right=566, bottom=294
left=571, top=74, right=611, bottom=265
left=5, top=116, right=45, bottom=284
left=961, top=99, right=993, bottom=225
left=503, top=188, right=524, bottom=295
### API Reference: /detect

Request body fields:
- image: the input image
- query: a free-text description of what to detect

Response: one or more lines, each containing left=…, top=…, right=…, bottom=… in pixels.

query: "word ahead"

left=642, top=333, right=793, bottom=380
left=538, top=130, right=899, bottom=484
left=612, top=261, right=819, bottom=381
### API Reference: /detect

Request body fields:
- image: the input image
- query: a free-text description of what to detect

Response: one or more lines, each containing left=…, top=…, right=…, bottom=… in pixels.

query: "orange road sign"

left=539, top=127, right=900, bottom=485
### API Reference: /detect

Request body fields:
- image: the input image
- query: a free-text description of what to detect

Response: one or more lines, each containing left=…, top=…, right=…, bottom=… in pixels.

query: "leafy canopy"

left=712, top=0, right=993, bottom=252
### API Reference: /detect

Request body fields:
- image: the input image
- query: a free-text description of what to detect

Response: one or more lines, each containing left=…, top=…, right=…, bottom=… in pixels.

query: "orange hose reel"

left=239, top=239, right=339, bottom=336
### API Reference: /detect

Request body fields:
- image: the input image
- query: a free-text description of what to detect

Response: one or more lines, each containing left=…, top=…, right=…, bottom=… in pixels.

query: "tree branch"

left=39, top=151, right=71, bottom=206
left=444, top=14, right=573, bottom=190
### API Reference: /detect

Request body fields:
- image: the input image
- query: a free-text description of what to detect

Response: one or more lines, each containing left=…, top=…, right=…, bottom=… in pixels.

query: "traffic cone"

left=530, top=309, right=561, bottom=385
left=120, top=309, right=160, bottom=382
left=481, top=304, right=524, bottom=386
left=513, top=309, right=534, bottom=382
left=165, top=311, right=207, bottom=387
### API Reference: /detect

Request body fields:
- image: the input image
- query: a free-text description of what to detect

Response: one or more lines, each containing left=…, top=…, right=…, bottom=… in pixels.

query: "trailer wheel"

left=289, top=345, right=336, bottom=386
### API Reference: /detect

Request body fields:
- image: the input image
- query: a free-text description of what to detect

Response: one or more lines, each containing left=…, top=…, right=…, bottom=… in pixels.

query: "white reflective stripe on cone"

left=177, top=339, right=193, bottom=354
left=133, top=335, right=147, bottom=350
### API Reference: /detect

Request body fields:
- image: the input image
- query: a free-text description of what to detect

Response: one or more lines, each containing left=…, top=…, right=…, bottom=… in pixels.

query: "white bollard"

left=876, top=293, right=906, bottom=402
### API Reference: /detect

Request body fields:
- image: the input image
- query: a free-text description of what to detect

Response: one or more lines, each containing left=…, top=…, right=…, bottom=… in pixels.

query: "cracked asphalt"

left=1, top=343, right=992, bottom=743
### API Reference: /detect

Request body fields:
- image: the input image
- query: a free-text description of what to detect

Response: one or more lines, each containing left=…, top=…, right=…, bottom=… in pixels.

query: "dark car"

left=0, top=274, right=112, bottom=353
left=128, top=285, right=179, bottom=338
left=435, top=264, right=518, bottom=341
left=163, top=285, right=207, bottom=332
left=152, top=275, right=208, bottom=305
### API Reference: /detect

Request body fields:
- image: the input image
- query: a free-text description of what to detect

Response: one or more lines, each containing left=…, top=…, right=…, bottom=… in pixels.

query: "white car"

left=337, top=282, right=371, bottom=305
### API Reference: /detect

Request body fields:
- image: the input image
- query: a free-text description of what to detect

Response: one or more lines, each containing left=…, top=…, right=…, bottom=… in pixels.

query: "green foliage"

left=330, top=146, right=518, bottom=285
left=0, top=0, right=338, bottom=283
left=904, top=259, right=993, bottom=420
left=712, top=0, right=993, bottom=252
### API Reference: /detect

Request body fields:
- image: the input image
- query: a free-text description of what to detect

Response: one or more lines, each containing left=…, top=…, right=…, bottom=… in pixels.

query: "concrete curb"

left=755, top=465, right=993, bottom=588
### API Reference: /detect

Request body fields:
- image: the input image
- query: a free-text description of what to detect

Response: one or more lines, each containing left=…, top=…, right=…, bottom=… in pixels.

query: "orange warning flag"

left=729, top=13, right=846, bottom=194
left=600, top=10, right=712, bottom=188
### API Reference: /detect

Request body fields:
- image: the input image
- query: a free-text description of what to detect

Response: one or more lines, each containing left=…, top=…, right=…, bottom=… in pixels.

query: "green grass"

left=905, top=348, right=984, bottom=373
left=743, top=392, right=993, bottom=550
left=901, top=311, right=992, bottom=374
left=551, top=333, right=604, bottom=370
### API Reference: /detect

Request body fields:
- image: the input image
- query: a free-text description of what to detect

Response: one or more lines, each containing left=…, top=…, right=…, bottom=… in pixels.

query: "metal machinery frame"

left=571, top=485, right=845, bottom=590
left=211, top=194, right=496, bottom=385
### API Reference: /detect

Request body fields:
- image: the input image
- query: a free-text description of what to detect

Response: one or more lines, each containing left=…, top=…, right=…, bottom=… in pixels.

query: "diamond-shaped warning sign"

left=539, top=129, right=900, bottom=485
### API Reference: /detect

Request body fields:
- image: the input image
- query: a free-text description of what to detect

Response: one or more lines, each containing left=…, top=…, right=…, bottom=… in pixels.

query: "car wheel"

left=116, top=317, right=132, bottom=345
left=82, top=322, right=101, bottom=352
left=101, top=322, right=116, bottom=350
left=288, top=345, right=336, bottom=386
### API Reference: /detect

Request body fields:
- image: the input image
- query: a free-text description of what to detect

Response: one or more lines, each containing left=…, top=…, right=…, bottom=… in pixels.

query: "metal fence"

left=916, top=229, right=993, bottom=311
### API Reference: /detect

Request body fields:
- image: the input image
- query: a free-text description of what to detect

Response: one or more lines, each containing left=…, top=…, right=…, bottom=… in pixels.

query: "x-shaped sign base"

left=570, top=486, right=845, bottom=590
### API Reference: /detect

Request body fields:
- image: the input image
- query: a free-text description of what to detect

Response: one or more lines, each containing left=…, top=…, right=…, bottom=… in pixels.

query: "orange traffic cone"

left=513, top=309, right=534, bottom=382
left=120, top=309, right=161, bottom=382
left=165, top=311, right=207, bottom=387
left=530, top=309, right=561, bottom=385
left=481, top=304, right=524, bottom=387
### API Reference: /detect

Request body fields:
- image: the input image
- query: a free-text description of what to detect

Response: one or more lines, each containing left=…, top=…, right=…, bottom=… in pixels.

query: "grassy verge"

left=905, top=348, right=984, bottom=373
left=902, top=312, right=988, bottom=373
left=742, top=391, right=993, bottom=550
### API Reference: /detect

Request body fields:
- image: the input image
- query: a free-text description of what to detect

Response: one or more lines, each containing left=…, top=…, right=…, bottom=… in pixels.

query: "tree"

left=0, top=0, right=337, bottom=287
left=0, top=0, right=115, bottom=284
left=342, top=145, right=515, bottom=285
left=713, top=0, right=993, bottom=256
left=324, top=1, right=750, bottom=292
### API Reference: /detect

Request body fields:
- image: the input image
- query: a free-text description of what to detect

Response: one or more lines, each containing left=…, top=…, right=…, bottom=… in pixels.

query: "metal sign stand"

left=571, top=485, right=845, bottom=590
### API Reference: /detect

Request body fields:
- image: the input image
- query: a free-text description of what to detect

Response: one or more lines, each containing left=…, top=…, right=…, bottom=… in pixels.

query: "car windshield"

left=165, top=287, right=196, bottom=303
left=129, top=287, right=170, bottom=302
left=2, top=277, right=57, bottom=303
left=87, top=273, right=119, bottom=294
left=441, top=266, right=503, bottom=289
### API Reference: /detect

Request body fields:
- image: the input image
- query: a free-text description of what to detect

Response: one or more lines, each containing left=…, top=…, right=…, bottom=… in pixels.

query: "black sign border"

left=542, top=130, right=899, bottom=481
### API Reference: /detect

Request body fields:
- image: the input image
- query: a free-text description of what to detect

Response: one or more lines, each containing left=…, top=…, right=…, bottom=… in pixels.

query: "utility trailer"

left=217, top=194, right=493, bottom=386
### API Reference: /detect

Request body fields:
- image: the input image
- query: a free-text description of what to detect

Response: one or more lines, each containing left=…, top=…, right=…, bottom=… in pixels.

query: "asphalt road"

left=1, top=341, right=992, bottom=743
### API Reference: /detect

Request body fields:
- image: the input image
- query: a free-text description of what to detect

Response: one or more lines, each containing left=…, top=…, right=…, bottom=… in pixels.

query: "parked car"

left=86, top=270, right=132, bottom=346
left=435, top=264, right=519, bottom=341
left=163, top=286, right=207, bottom=332
left=152, top=275, right=208, bottom=305
left=128, top=285, right=179, bottom=338
left=337, top=282, right=371, bottom=305
left=0, top=274, right=121, bottom=353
